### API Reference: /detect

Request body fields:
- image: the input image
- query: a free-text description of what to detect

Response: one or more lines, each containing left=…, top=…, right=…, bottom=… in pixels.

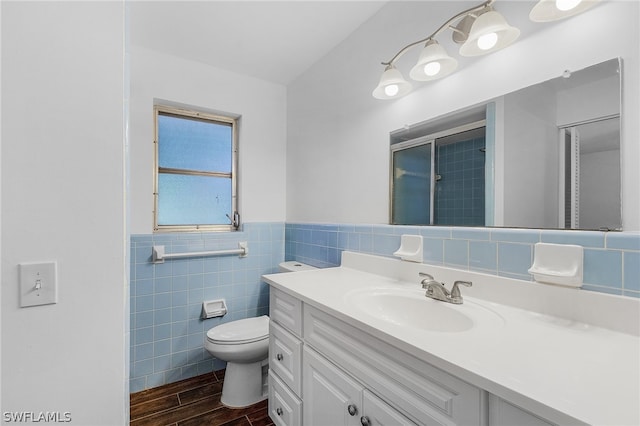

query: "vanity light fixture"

left=458, top=8, right=520, bottom=56
left=372, top=64, right=413, bottom=100
left=373, top=0, right=520, bottom=100
left=529, top=0, right=600, bottom=22
left=409, top=40, right=458, bottom=81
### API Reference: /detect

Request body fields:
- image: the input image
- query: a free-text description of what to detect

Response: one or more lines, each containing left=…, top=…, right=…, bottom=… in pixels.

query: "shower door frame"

left=556, top=114, right=621, bottom=230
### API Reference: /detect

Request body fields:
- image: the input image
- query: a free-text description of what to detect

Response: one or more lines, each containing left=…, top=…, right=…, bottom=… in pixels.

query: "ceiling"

left=129, top=1, right=388, bottom=85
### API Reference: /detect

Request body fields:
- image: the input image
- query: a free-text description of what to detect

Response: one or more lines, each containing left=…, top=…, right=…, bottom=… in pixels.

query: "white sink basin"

left=345, top=287, right=505, bottom=333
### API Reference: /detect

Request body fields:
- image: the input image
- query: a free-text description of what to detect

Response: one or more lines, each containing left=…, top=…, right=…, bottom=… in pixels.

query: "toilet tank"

left=278, top=261, right=317, bottom=273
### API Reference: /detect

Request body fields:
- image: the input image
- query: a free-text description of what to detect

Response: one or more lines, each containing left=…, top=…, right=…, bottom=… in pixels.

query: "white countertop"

left=263, top=254, right=640, bottom=426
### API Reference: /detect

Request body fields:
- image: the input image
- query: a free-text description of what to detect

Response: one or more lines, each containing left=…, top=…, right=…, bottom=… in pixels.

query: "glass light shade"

left=529, top=0, right=599, bottom=22
left=477, top=32, right=498, bottom=50
left=459, top=10, right=520, bottom=57
left=372, top=65, right=412, bottom=100
left=556, top=0, right=582, bottom=11
left=409, top=40, right=458, bottom=82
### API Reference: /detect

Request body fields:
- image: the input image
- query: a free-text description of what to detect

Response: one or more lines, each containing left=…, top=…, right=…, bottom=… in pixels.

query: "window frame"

left=153, top=104, right=239, bottom=233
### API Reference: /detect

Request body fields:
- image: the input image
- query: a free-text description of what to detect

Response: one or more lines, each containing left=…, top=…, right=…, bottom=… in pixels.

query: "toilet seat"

left=207, top=315, right=269, bottom=345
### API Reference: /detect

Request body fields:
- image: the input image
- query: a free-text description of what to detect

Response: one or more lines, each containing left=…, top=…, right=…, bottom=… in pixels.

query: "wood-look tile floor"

left=130, top=370, right=273, bottom=426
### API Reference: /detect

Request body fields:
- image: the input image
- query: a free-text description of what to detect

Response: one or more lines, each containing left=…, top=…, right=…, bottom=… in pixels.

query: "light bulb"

left=423, top=61, right=442, bottom=77
left=384, top=84, right=399, bottom=97
left=477, top=32, right=498, bottom=50
left=555, top=0, right=582, bottom=11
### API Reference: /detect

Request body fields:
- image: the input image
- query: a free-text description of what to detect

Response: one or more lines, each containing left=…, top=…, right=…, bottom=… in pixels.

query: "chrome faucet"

left=419, top=272, right=472, bottom=305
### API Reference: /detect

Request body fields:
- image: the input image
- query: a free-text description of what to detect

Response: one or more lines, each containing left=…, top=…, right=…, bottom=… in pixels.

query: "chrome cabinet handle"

left=360, top=416, right=371, bottom=426
left=276, top=353, right=283, bottom=361
left=276, top=407, right=283, bottom=416
left=347, top=404, right=358, bottom=416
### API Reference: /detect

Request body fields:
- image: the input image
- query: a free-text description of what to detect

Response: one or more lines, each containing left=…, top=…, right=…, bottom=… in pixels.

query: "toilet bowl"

left=205, top=315, right=269, bottom=408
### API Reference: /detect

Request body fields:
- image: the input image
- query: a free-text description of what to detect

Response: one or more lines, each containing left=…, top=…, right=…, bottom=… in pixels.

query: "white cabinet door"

left=361, top=390, right=417, bottom=426
left=303, top=346, right=363, bottom=426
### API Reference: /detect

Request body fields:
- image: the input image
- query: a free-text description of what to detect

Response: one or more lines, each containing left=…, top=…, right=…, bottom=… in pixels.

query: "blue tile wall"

left=129, top=222, right=284, bottom=393
left=286, top=223, right=640, bottom=298
left=435, top=136, right=485, bottom=226
left=131, top=221, right=639, bottom=393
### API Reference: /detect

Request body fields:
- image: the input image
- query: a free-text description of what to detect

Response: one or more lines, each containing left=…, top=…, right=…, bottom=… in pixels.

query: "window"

left=154, top=105, right=238, bottom=232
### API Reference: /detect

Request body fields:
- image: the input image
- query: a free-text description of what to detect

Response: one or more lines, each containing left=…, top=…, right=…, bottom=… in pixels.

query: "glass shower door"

left=391, top=143, right=432, bottom=225
left=434, top=130, right=486, bottom=226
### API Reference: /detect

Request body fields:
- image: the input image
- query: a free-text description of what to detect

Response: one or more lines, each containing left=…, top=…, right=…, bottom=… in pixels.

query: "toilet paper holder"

left=201, top=299, right=228, bottom=319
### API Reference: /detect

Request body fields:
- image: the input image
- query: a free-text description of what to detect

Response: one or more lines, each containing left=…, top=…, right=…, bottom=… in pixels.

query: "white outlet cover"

left=19, top=261, right=58, bottom=307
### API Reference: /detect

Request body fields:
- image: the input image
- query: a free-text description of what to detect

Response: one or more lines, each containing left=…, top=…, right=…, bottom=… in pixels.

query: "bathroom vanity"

left=262, top=252, right=639, bottom=426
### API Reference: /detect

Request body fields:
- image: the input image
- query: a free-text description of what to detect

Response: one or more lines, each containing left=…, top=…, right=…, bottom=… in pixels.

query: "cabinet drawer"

left=270, top=321, right=303, bottom=396
left=269, top=370, right=302, bottom=426
left=304, top=304, right=486, bottom=426
left=270, top=288, right=302, bottom=336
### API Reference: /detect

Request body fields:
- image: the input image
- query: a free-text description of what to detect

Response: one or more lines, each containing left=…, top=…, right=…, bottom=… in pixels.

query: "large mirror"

left=390, top=58, right=621, bottom=230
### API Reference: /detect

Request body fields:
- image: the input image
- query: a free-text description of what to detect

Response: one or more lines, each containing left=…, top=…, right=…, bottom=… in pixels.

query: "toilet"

left=204, top=261, right=316, bottom=408
left=205, top=315, right=270, bottom=407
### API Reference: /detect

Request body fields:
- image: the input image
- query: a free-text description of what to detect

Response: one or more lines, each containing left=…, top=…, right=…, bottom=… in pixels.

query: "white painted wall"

left=499, top=67, right=619, bottom=228
left=502, top=84, right=558, bottom=228
left=286, top=0, right=640, bottom=231
left=1, top=2, right=126, bottom=424
left=0, top=0, right=3, bottom=411
left=129, top=46, right=287, bottom=234
left=557, top=74, right=620, bottom=126
left=581, top=149, right=621, bottom=229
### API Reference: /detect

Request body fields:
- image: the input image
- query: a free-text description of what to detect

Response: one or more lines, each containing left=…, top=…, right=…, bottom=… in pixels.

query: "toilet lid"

left=206, top=315, right=269, bottom=344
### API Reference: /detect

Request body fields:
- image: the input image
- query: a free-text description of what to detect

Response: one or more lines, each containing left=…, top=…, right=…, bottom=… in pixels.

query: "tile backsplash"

left=130, top=221, right=639, bottom=393
left=129, top=223, right=283, bottom=393
left=285, top=223, right=640, bottom=298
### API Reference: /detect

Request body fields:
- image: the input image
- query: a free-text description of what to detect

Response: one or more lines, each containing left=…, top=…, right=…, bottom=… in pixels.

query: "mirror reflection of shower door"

left=391, top=143, right=432, bottom=225
left=560, top=127, right=581, bottom=228
left=570, top=127, right=580, bottom=229
left=559, top=116, right=620, bottom=230
left=559, top=129, right=571, bottom=228
left=434, top=129, right=486, bottom=226
left=391, top=125, right=486, bottom=226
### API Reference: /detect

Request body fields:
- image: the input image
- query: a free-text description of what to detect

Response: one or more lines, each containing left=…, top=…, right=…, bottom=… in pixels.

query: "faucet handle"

left=419, top=272, right=434, bottom=280
left=419, top=272, right=437, bottom=288
left=451, top=280, right=472, bottom=299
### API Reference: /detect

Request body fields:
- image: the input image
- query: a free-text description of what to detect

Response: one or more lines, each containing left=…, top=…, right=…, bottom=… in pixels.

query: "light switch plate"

left=19, top=261, right=58, bottom=307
